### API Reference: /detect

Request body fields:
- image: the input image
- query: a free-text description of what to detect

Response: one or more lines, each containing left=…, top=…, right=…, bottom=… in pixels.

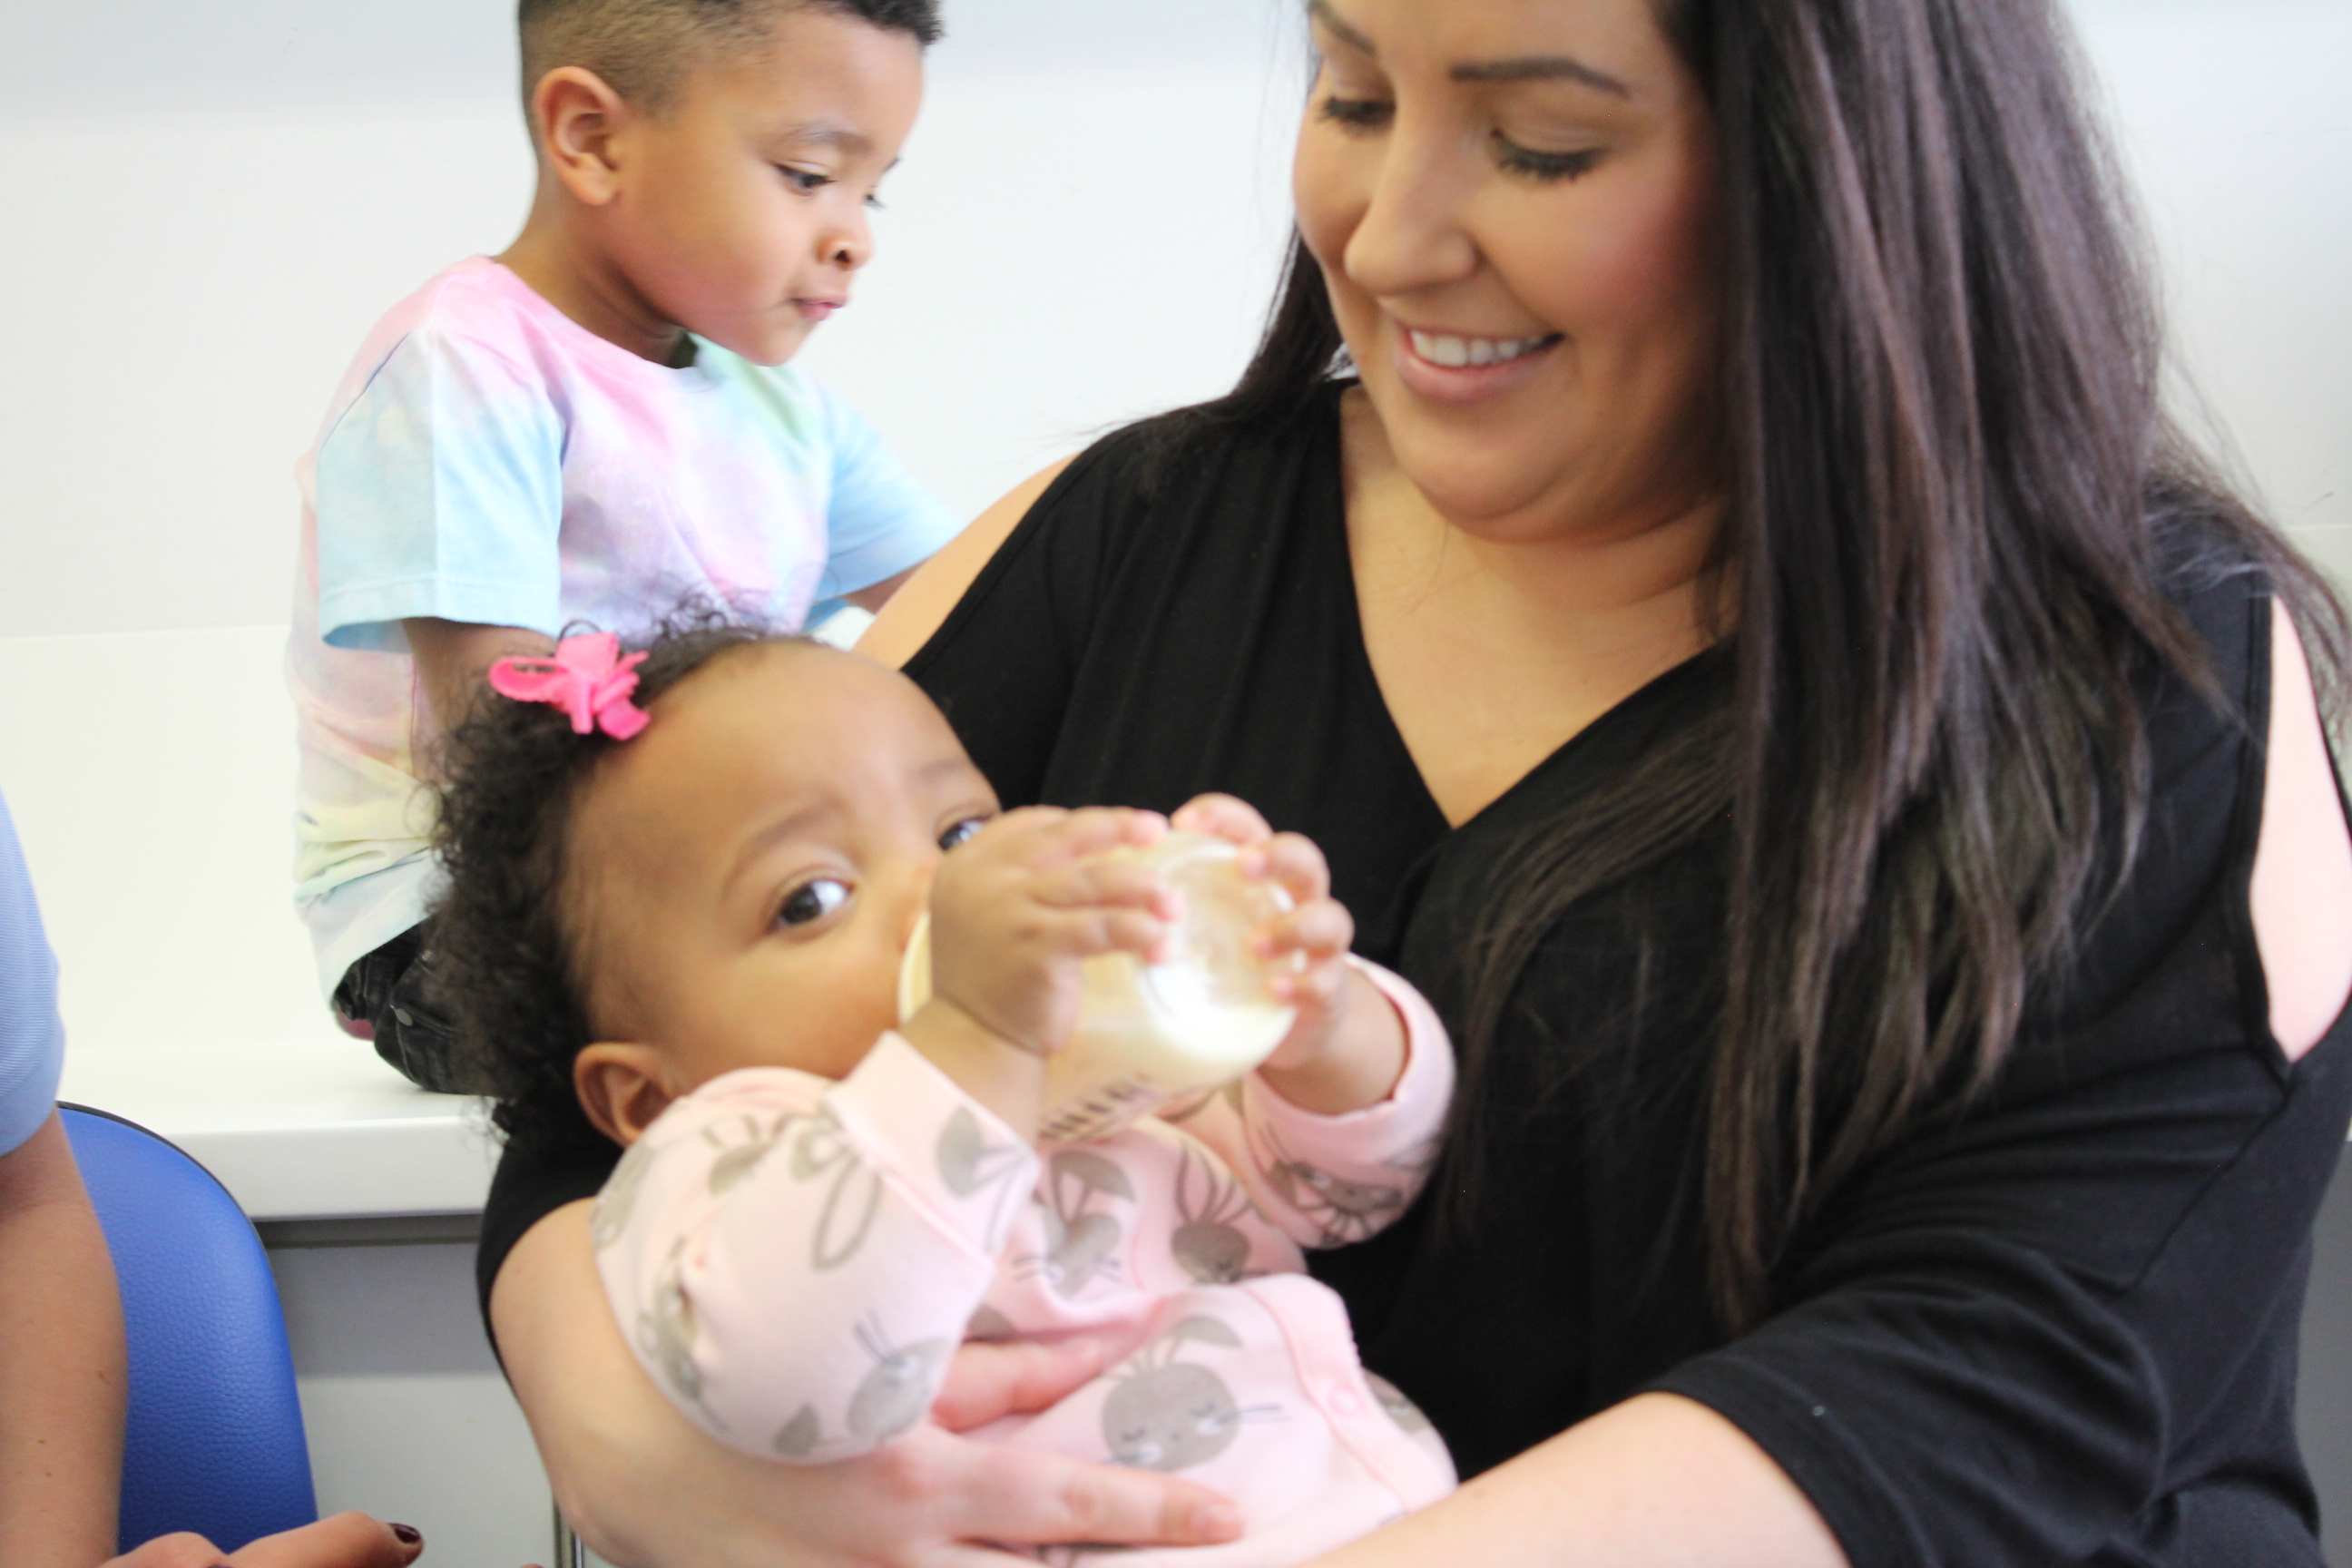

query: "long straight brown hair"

left=1152, top=0, right=2347, bottom=1330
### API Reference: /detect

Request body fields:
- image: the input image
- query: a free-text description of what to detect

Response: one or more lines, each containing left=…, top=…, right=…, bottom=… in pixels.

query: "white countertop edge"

left=59, top=1040, right=506, bottom=1222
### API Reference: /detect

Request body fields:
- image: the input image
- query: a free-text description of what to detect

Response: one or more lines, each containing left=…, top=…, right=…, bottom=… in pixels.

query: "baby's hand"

left=1169, top=796, right=1406, bottom=1113
left=925, top=806, right=1174, bottom=1059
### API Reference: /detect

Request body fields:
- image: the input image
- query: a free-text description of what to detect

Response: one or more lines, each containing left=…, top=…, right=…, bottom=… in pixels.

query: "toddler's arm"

left=593, top=1038, right=1039, bottom=1464
left=1171, top=958, right=1455, bottom=1251
left=405, top=618, right=554, bottom=751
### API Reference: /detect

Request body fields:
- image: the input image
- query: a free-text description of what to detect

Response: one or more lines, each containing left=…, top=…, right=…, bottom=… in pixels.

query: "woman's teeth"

left=1407, top=329, right=1553, bottom=368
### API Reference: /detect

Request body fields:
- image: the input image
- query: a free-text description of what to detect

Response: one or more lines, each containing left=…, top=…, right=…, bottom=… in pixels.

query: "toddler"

left=288, top=0, right=954, bottom=1090
left=430, top=623, right=1458, bottom=1567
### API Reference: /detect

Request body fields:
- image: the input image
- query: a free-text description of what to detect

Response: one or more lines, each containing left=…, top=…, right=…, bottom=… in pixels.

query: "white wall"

left=2071, top=0, right=2352, bottom=579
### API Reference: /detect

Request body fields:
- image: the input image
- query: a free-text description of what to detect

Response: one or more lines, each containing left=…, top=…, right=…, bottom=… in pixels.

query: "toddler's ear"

left=532, top=65, right=632, bottom=205
left=574, top=1044, right=676, bottom=1146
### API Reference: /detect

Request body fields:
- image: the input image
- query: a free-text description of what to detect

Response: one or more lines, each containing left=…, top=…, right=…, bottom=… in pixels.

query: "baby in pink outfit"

left=428, top=622, right=1456, bottom=1567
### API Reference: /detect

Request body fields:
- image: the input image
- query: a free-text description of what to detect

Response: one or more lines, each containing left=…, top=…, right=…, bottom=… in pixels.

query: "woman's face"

left=1294, top=0, right=1721, bottom=545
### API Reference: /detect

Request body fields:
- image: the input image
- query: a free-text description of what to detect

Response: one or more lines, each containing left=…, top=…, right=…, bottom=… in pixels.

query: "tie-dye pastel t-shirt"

left=287, top=257, right=957, bottom=997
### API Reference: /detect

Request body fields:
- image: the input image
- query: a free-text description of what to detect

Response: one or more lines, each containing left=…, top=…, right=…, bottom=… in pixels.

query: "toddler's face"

left=567, top=642, right=998, bottom=1100
left=607, top=9, right=923, bottom=365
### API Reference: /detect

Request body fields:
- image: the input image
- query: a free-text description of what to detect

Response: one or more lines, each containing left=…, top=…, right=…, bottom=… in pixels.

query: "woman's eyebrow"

left=1452, top=55, right=1630, bottom=97
left=1306, top=2, right=1631, bottom=99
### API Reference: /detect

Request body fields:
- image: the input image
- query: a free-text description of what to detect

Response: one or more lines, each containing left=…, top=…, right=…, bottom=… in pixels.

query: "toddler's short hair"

left=431, top=612, right=792, bottom=1156
left=518, top=0, right=944, bottom=118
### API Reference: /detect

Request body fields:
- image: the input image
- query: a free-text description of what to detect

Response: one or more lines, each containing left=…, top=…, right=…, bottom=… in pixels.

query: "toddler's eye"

left=938, top=817, right=987, bottom=851
left=779, top=166, right=833, bottom=193
left=778, top=877, right=850, bottom=927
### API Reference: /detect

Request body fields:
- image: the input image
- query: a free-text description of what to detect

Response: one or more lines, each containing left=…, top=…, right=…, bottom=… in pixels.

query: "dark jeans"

left=331, top=922, right=476, bottom=1093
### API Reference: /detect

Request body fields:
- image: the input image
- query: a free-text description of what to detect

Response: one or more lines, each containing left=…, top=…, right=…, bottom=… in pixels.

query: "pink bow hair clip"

left=487, top=632, right=652, bottom=740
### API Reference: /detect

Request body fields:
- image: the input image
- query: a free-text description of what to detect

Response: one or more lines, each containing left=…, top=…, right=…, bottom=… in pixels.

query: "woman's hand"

left=494, top=1200, right=1240, bottom=1568
left=1171, top=796, right=1406, bottom=1114
left=102, top=1513, right=432, bottom=1568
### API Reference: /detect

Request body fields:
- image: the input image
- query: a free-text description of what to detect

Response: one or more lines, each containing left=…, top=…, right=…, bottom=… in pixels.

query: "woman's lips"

left=1390, top=321, right=1563, bottom=404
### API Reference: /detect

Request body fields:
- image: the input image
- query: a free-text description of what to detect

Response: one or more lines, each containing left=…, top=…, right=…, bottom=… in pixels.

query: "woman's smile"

left=1391, top=318, right=1564, bottom=404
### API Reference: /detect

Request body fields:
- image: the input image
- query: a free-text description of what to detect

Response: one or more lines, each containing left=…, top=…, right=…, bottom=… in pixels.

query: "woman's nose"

left=1341, top=116, right=1480, bottom=301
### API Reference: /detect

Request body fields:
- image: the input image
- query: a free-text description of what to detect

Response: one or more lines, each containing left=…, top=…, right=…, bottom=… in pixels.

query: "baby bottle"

left=897, top=832, right=1298, bottom=1143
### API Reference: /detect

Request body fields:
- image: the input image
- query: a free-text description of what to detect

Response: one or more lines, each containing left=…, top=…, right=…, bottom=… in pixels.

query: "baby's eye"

left=938, top=817, right=988, bottom=851
left=779, top=166, right=833, bottom=193
left=778, top=877, right=851, bottom=927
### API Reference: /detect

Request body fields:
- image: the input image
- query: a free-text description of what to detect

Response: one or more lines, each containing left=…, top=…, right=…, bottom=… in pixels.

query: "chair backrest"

left=60, top=1104, right=318, bottom=1553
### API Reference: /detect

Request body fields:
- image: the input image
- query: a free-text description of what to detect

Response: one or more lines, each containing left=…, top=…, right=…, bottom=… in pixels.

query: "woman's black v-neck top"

left=475, top=387, right=2352, bottom=1566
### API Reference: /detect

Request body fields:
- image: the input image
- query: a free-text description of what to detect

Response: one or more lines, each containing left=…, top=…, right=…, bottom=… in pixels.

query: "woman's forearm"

left=0, top=1112, right=126, bottom=1568
left=493, top=1200, right=716, bottom=1566
left=1312, top=1394, right=1847, bottom=1568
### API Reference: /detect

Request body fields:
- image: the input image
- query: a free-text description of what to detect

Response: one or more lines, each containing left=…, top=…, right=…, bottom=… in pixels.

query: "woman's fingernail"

left=1192, top=1502, right=1244, bottom=1540
left=390, top=1523, right=424, bottom=1546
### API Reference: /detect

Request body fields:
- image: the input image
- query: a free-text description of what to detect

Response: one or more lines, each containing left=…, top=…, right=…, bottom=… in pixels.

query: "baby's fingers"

left=982, top=806, right=1166, bottom=867
left=1243, top=832, right=1334, bottom=908
left=1171, top=793, right=1272, bottom=846
left=1049, top=906, right=1176, bottom=965
left=1269, top=956, right=1351, bottom=1012
left=1033, top=858, right=1182, bottom=926
left=1256, top=897, right=1356, bottom=965
left=1051, top=806, right=1169, bottom=862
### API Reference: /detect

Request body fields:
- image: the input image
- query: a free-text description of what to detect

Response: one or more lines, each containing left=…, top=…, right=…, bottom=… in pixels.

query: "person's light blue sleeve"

left=812, top=382, right=959, bottom=602
left=314, top=328, right=567, bottom=652
left=0, top=790, right=64, bottom=1160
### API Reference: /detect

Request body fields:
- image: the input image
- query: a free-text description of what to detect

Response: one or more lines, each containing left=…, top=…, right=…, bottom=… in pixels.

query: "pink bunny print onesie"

left=594, top=957, right=1458, bottom=1567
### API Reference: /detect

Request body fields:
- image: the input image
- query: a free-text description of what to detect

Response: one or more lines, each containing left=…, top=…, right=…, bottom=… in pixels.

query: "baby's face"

left=568, top=642, right=997, bottom=1096
left=607, top=9, right=923, bottom=365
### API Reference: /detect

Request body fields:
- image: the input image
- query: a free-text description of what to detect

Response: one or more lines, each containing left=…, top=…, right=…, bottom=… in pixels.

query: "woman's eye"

left=938, top=818, right=987, bottom=851
left=1494, top=137, right=1602, bottom=183
left=1317, top=94, right=1393, bottom=132
left=778, top=877, right=850, bottom=927
left=779, top=166, right=832, bottom=193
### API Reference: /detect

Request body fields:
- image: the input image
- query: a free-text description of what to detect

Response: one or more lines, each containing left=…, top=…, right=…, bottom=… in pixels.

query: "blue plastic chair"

left=60, top=1104, right=318, bottom=1553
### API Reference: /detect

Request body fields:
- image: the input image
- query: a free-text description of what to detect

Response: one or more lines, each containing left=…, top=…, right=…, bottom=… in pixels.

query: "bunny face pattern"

left=770, top=1318, right=954, bottom=1459
left=1099, top=1315, right=1279, bottom=1473
left=1016, top=1149, right=1138, bottom=1298
left=1171, top=1142, right=1263, bottom=1285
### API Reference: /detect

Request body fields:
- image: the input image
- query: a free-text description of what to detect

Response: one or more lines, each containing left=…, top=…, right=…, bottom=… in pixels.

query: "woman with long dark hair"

left=475, top=1, right=2352, bottom=1562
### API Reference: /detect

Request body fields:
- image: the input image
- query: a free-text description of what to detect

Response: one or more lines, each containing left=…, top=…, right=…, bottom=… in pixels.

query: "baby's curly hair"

left=431, top=612, right=789, bottom=1156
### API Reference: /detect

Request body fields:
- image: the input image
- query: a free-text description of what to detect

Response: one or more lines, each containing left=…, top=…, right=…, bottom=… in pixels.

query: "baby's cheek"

left=801, top=986, right=904, bottom=1076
